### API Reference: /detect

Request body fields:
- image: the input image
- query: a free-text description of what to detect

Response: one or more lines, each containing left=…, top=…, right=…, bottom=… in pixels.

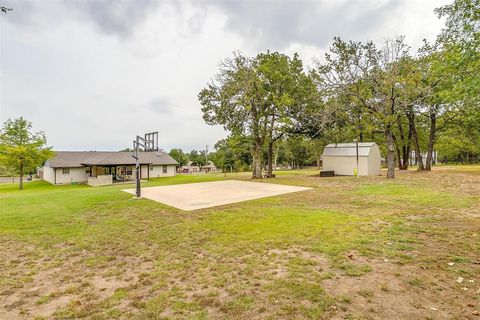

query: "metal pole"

left=135, top=138, right=141, bottom=198
left=354, top=139, right=359, bottom=178
left=205, top=145, right=208, bottom=173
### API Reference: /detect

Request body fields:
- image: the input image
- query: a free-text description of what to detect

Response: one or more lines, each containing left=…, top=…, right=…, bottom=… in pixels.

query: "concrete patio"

left=123, top=180, right=312, bottom=211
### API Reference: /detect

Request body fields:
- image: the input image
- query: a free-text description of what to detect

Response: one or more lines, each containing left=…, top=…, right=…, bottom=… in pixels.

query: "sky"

left=0, top=0, right=449, bottom=152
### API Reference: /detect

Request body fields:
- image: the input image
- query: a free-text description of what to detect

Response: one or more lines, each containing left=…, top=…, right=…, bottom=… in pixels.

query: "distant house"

left=180, top=161, right=218, bottom=174
left=322, top=142, right=381, bottom=176
left=43, top=151, right=178, bottom=185
left=204, top=161, right=218, bottom=173
left=409, top=150, right=438, bottom=166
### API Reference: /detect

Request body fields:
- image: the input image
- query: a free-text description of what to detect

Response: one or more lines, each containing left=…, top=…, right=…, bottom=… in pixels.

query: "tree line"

left=198, top=0, right=479, bottom=179
left=1, top=0, right=478, bottom=189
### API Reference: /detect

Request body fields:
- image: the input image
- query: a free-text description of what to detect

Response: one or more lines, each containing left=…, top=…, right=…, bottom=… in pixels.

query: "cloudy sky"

left=1, top=0, right=448, bottom=152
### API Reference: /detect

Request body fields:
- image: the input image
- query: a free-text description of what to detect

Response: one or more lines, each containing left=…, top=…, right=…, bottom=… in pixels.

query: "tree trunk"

left=407, top=109, right=424, bottom=171
left=19, top=162, right=24, bottom=190
left=273, top=144, right=279, bottom=170
left=395, top=142, right=402, bottom=170
left=425, top=108, right=437, bottom=171
left=401, top=145, right=411, bottom=170
left=266, top=140, right=274, bottom=178
left=395, top=115, right=411, bottom=170
left=386, top=126, right=395, bottom=179
left=252, top=141, right=263, bottom=179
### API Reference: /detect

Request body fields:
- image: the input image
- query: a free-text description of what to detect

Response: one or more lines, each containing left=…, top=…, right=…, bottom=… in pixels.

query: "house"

left=43, top=151, right=178, bottom=185
left=408, top=150, right=438, bottom=166
left=179, top=161, right=218, bottom=174
left=180, top=161, right=201, bottom=174
left=204, top=161, right=218, bottom=173
left=322, top=142, right=381, bottom=176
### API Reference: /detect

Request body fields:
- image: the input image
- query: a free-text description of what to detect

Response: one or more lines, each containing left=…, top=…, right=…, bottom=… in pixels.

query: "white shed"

left=322, top=142, right=381, bottom=176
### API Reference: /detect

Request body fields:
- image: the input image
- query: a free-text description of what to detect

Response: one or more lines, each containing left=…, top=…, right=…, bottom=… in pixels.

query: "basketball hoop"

left=132, top=132, right=159, bottom=197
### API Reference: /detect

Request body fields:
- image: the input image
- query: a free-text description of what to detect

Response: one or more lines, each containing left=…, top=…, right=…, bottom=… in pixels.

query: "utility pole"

left=205, top=145, right=208, bottom=173
left=354, top=138, right=359, bottom=178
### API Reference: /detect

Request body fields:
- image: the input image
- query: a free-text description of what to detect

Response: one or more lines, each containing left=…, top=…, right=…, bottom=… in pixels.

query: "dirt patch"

left=0, top=246, right=156, bottom=319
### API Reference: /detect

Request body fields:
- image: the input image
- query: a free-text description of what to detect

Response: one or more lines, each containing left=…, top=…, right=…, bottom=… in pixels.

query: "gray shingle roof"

left=45, top=151, right=178, bottom=168
left=322, top=142, right=377, bottom=157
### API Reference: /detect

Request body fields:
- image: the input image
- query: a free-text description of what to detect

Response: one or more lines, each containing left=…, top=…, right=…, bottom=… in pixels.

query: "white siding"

left=322, top=142, right=381, bottom=176
left=43, top=164, right=176, bottom=184
left=88, top=174, right=113, bottom=186
left=141, top=164, right=176, bottom=179
left=43, top=166, right=55, bottom=184
left=323, top=157, right=368, bottom=176
left=367, top=146, right=381, bottom=176
left=55, top=167, right=89, bottom=184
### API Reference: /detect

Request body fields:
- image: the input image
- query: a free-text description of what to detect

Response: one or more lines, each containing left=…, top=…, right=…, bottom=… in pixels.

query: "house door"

left=107, top=166, right=116, bottom=175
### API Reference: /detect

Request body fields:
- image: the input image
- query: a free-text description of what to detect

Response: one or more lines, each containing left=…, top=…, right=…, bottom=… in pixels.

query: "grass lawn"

left=1, top=167, right=479, bottom=319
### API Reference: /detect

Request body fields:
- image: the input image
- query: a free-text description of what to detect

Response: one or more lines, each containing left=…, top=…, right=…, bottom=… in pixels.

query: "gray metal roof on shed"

left=322, top=142, right=377, bottom=157
left=45, top=151, right=178, bottom=168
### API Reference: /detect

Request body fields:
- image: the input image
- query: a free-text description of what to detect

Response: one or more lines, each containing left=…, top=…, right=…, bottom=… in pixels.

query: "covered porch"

left=84, top=164, right=152, bottom=186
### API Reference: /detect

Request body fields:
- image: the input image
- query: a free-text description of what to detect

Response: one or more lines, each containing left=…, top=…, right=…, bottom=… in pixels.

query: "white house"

left=180, top=161, right=218, bottom=174
left=43, top=151, right=178, bottom=185
left=322, top=142, right=381, bottom=176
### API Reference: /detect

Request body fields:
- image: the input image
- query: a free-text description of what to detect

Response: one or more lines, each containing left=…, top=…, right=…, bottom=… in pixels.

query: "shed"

left=322, top=142, right=381, bottom=176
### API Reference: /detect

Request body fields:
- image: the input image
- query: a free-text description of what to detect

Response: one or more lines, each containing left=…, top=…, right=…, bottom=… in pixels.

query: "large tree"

left=424, top=0, right=480, bottom=168
left=169, top=148, right=188, bottom=167
left=199, top=53, right=271, bottom=178
left=315, top=37, right=412, bottom=179
left=200, top=51, right=317, bottom=178
left=255, top=52, right=318, bottom=177
left=0, top=118, right=53, bottom=190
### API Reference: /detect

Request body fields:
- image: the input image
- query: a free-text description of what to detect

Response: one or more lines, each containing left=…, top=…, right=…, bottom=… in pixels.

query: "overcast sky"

left=0, top=0, right=448, bottom=152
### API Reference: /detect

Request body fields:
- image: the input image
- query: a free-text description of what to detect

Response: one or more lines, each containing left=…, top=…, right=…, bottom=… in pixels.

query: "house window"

left=150, top=166, right=154, bottom=171
left=121, top=166, right=132, bottom=175
left=86, top=167, right=91, bottom=174
left=62, top=168, right=69, bottom=174
left=162, top=165, right=167, bottom=173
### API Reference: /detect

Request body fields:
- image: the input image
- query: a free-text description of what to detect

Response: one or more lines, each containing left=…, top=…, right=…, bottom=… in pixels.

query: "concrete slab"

left=123, top=180, right=312, bottom=211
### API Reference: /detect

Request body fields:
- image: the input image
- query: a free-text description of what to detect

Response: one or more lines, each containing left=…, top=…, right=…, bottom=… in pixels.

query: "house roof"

left=322, top=142, right=377, bottom=157
left=45, top=151, right=178, bottom=168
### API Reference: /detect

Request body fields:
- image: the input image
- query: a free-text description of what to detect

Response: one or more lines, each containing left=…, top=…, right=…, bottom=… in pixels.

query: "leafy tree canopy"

left=0, top=118, right=53, bottom=189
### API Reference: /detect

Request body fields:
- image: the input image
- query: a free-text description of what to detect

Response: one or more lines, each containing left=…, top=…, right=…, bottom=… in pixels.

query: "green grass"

left=1, top=167, right=479, bottom=319
left=353, top=183, right=473, bottom=207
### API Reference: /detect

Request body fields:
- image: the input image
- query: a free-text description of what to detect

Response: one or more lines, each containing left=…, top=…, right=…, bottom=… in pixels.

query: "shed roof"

left=322, top=142, right=377, bottom=157
left=45, top=151, right=178, bottom=168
